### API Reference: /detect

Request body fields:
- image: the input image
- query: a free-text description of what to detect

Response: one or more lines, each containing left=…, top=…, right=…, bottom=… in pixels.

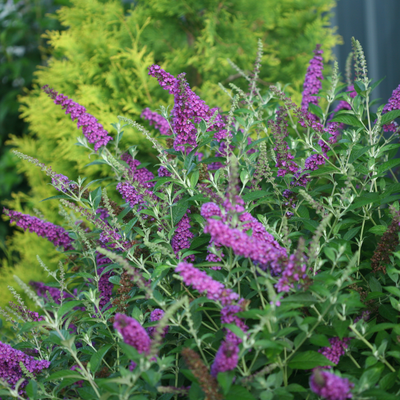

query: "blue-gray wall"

left=332, top=0, right=400, bottom=107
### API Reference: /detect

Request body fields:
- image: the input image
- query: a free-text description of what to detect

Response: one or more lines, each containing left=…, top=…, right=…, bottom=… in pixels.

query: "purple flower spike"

left=121, top=153, right=155, bottom=188
left=4, top=208, right=74, bottom=250
left=116, top=181, right=145, bottom=208
left=98, top=267, right=113, bottom=311
left=113, top=313, right=151, bottom=355
left=148, top=308, right=169, bottom=338
left=204, top=218, right=287, bottom=275
left=221, top=305, right=248, bottom=345
left=171, top=211, right=195, bottom=261
left=148, top=65, right=227, bottom=151
left=0, top=341, right=50, bottom=392
left=319, top=337, right=350, bottom=367
left=310, top=369, right=353, bottom=400
left=141, top=108, right=171, bottom=135
left=175, top=262, right=239, bottom=305
left=301, top=44, right=324, bottom=121
left=43, top=85, right=112, bottom=151
left=382, top=83, right=400, bottom=132
left=210, top=340, right=239, bottom=377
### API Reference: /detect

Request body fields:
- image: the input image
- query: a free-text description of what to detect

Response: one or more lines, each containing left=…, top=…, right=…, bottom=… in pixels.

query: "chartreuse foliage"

left=1, top=0, right=340, bottom=304
left=1, top=38, right=400, bottom=399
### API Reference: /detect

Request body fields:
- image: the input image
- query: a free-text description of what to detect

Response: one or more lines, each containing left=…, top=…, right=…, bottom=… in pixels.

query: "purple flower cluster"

left=210, top=340, right=239, bottom=377
left=116, top=181, right=145, bottom=208
left=203, top=217, right=287, bottom=275
left=30, top=281, right=69, bottom=304
left=354, top=310, right=371, bottom=323
left=98, top=267, right=113, bottom=311
left=158, top=166, right=172, bottom=177
left=148, top=65, right=227, bottom=151
left=52, top=173, right=77, bottom=193
left=319, top=337, right=351, bottom=366
left=175, top=262, right=239, bottom=305
left=121, top=153, right=155, bottom=189
left=276, top=251, right=307, bottom=293
left=8, top=302, right=44, bottom=322
left=147, top=308, right=169, bottom=338
left=113, top=313, right=151, bottom=355
left=301, top=44, right=324, bottom=122
left=220, top=305, right=248, bottom=345
left=4, top=208, right=74, bottom=250
left=382, top=83, right=400, bottom=132
left=141, top=108, right=171, bottom=135
left=43, top=85, right=112, bottom=151
left=0, top=341, right=50, bottom=391
left=171, top=211, right=195, bottom=261
left=270, top=109, right=299, bottom=177
left=310, top=369, right=353, bottom=400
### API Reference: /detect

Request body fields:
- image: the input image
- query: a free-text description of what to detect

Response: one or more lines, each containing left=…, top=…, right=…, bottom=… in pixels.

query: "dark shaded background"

left=332, top=0, right=400, bottom=109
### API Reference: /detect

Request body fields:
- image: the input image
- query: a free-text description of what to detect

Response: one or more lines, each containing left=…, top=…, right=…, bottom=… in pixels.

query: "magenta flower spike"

left=141, top=108, right=171, bottom=135
left=210, top=340, right=239, bottom=377
left=0, top=341, right=50, bottom=392
left=147, top=308, right=169, bottom=338
left=113, top=313, right=151, bottom=355
left=43, top=85, right=112, bottom=151
left=382, top=83, right=400, bottom=132
left=301, top=44, right=324, bottom=121
left=171, top=211, right=195, bottom=261
left=148, top=65, right=227, bottom=152
left=310, top=369, right=354, bottom=400
left=319, top=337, right=351, bottom=367
left=175, top=262, right=239, bottom=305
left=220, top=305, right=248, bottom=345
left=3, top=208, right=74, bottom=251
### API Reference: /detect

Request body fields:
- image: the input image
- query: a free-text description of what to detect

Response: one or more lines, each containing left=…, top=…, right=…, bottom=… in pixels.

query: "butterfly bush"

left=2, top=38, right=400, bottom=400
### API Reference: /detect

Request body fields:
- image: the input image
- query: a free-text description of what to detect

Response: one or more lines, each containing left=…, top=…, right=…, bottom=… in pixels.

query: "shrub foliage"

left=2, top=39, right=400, bottom=399
left=1, top=0, right=340, bottom=303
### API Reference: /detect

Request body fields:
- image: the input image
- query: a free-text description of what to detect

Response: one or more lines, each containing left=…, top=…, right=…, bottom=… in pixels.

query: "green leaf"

left=90, top=344, right=113, bottom=372
left=368, top=225, right=388, bottom=235
left=25, top=380, right=37, bottom=399
left=57, top=301, right=83, bottom=318
left=381, top=109, right=400, bottom=125
left=349, top=145, right=373, bottom=164
left=109, top=275, right=121, bottom=285
left=334, top=319, right=350, bottom=339
left=378, top=304, right=398, bottom=323
left=40, top=194, right=71, bottom=202
left=309, top=334, right=331, bottom=347
left=199, top=119, right=207, bottom=133
left=226, top=385, right=256, bottom=400
left=46, top=370, right=83, bottom=382
left=359, top=364, right=384, bottom=390
left=242, top=190, right=269, bottom=202
left=348, top=193, right=380, bottom=210
left=309, top=166, right=338, bottom=176
left=190, top=170, right=199, bottom=188
left=330, top=114, right=364, bottom=128
left=280, top=293, right=317, bottom=305
left=85, top=160, right=107, bottom=167
left=288, top=351, right=335, bottom=369
left=343, top=226, right=361, bottom=241
left=223, top=324, right=245, bottom=339
left=172, top=200, right=189, bottom=225
left=308, top=104, right=324, bottom=120
left=353, top=80, right=367, bottom=97
left=369, top=276, right=382, bottom=293
left=377, top=159, right=400, bottom=176
left=217, top=371, right=235, bottom=395
left=190, top=235, right=211, bottom=250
